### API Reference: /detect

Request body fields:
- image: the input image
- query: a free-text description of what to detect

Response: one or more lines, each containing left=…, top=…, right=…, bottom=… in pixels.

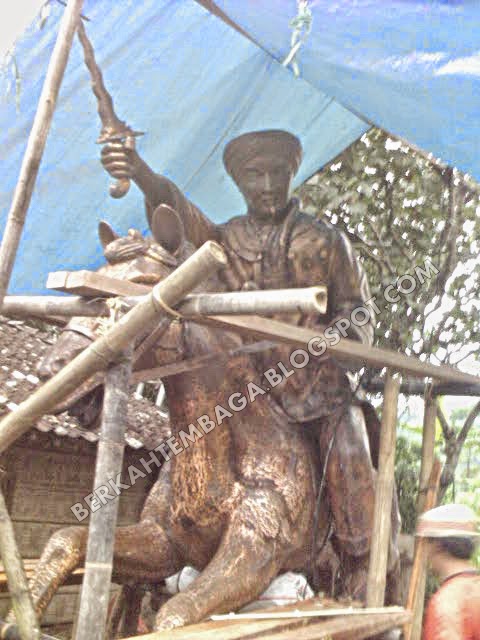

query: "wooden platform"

left=128, top=598, right=410, bottom=640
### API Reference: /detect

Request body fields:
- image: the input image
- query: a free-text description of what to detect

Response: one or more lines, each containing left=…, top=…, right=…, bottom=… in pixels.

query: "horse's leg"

left=18, top=463, right=177, bottom=623
left=154, top=487, right=290, bottom=631
left=22, top=519, right=181, bottom=624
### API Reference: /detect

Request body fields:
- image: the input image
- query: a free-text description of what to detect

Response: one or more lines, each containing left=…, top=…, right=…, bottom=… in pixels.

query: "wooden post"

left=366, top=369, right=401, bottom=607
left=405, top=388, right=439, bottom=640
left=0, top=241, right=226, bottom=454
left=417, top=386, right=437, bottom=515
left=74, top=350, right=132, bottom=640
left=404, top=458, right=442, bottom=640
left=0, top=488, right=40, bottom=640
left=0, top=0, right=85, bottom=308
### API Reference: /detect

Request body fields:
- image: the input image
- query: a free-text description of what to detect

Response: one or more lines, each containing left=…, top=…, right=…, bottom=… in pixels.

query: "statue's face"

left=235, top=155, right=294, bottom=220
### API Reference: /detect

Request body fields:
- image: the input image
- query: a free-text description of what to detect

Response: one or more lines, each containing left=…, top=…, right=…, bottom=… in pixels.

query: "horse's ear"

left=98, top=221, right=119, bottom=249
left=150, top=204, right=185, bottom=255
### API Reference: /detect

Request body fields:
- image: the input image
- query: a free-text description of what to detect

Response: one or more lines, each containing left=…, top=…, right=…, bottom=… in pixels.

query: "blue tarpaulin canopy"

left=1, top=0, right=479, bottom=293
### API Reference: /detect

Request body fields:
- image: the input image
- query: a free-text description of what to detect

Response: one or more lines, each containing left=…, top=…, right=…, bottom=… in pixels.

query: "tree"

left=297, top=128, right=480, bottom=497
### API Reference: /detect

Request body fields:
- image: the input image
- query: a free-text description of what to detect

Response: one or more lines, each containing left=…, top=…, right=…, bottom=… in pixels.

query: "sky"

left=0, top=0, right=43, bottom=58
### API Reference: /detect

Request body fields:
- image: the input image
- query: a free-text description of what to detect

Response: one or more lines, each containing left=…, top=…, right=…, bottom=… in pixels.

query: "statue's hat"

left=223, top=130, right=302, bottom=179
left=416, top=504, right=480, bottom=538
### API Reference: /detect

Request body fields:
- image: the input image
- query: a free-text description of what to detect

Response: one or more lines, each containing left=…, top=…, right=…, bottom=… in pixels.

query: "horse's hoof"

left=154, top=613, right=186, bottom=632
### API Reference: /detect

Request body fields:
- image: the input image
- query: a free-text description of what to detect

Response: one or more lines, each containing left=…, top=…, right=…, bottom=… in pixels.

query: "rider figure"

left=102, top=130, right=385, bottom=601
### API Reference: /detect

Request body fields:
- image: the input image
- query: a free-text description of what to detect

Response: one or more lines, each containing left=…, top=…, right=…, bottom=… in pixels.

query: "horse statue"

left=20, top=205, right=400, bottom=635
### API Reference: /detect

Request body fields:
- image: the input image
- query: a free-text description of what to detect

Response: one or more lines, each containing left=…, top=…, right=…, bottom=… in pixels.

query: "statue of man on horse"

left=101, top=129, right=393, bottom=602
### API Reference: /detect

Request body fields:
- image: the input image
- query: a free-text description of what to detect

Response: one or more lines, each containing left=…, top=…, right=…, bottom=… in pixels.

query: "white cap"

left=416, top=504, right=480, bottom=538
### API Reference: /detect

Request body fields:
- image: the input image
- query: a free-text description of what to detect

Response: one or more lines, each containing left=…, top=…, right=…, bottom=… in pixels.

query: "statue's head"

left=223, top=130, right=302, bottom=221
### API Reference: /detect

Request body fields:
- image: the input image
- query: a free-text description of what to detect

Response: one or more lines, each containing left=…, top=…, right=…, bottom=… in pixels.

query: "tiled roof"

left=0, top=316, right=171, bottom=450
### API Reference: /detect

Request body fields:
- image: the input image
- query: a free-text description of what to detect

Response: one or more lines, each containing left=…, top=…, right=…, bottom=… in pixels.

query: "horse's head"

left=37, top=205, right=192, bottom=422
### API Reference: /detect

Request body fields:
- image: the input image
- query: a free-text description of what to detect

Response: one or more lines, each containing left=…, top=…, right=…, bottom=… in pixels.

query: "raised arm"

left=101, top=142, right=218, bottom=247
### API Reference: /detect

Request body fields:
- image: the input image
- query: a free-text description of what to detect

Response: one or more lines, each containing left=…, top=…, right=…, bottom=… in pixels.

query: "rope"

left=282, top=1, right=313, bottom=77
left=152, top=293, right=184, bottom=321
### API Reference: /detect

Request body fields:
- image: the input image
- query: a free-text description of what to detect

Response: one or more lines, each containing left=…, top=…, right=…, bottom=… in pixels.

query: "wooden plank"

left=198, top=315, right=480, bottom=386
left=130, top=607, right=410, bottom=640
left=131, top=598, right=337, bottom=640
left=366, top=370, right=400, bottom=606
left=46, top=270, right=150, bottom=297
left=246, top=610, right=411, bottom=640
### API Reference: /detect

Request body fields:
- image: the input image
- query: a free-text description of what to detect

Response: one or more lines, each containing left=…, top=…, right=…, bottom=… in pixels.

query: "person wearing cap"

left=101, top=130, right=395, bottom=602
left=416, top=503, right=480, bottom=639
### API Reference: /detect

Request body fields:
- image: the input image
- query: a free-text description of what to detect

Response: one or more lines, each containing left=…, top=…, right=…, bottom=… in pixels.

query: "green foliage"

left=394, top=434, right=421, bottom=533
left=297, top=128, right=480, bottom=367
left=297, top=128, right=480, bottom=526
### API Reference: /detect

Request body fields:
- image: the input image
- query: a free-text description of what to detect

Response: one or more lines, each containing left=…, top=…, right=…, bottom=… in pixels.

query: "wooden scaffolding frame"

left=0, top=2, right=479, bottom=639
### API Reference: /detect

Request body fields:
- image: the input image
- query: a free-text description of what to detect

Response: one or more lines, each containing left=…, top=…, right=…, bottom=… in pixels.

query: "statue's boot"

left=317, top=404, right=375, bottom=603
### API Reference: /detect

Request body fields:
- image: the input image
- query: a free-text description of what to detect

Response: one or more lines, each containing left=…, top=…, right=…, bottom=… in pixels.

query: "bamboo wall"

left=0, top=429, right=155, bottom=632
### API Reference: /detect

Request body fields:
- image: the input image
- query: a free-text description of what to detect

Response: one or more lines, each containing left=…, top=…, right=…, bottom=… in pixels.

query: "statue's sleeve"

left=144, top=175, right=219, bottom=248
left=327, top=230, right=375, bottom=346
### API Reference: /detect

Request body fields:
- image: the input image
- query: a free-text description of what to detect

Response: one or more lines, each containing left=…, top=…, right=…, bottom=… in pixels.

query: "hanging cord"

left=310, top=369, right=369, bottom=594
left=282, top=1, right=313, bottom=77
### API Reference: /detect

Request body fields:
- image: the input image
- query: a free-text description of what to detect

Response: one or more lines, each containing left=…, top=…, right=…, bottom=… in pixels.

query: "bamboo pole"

left=406, top=390, right=439, bottom=640
left=0, top=0, right=85, bottom=309
left=404, top=458, right=442, bottom=640
left=366, top=369, right=401, bottom=607
left=0, top=490, right=40, bottom=640
left=0, top=619, right=58, bottom=640
left=74, top=350, right=132, bottom=640
left=1, top=286, right=327, bottom=319
left=0, top=241, right=226, bottom=454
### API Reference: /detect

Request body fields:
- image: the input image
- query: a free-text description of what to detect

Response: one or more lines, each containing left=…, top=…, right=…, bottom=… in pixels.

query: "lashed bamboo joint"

left=0, top=241, right=226, bottom=454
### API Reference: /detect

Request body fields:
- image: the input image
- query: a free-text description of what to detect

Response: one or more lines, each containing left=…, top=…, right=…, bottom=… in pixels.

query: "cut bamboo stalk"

left=74, top=350, right=132, bottom=640
left=198, top=315, right=480, bottom=386
left=0, top=489, right=40, bottom=640
left=0, top=241, right=226, bottom=454
left=366, top=369, right=401, bottom=607
left=1, top=286, right=327, bottom=319
left=404, top=457, right=442, bottom=640
left=0, top=0, right=85, bottom=309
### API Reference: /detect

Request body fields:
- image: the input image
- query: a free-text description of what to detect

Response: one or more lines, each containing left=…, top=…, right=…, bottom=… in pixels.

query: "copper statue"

left=18, top=132, right=401, bottom=634
left=101, top=129, right=394, bottom=592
